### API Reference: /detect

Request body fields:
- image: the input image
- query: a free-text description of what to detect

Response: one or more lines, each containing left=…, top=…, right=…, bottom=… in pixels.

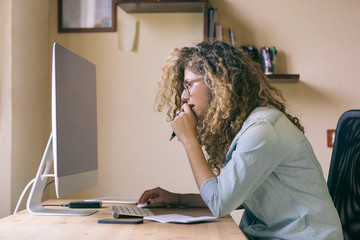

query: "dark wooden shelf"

left=115, top=0, right=206, bottom=13
left=115, top=0, right=209, bottom=40
left=266, top=74, right=300, bottom=83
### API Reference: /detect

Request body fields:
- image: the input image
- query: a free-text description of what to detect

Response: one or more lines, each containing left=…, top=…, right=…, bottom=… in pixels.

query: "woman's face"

left=181, top=67, right=212, bottom=118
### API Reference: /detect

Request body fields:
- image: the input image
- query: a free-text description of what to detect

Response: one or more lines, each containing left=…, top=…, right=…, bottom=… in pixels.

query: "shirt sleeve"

left=200, top=120, right=284, bottom=217
left=200, top=177, right=218, bottom=204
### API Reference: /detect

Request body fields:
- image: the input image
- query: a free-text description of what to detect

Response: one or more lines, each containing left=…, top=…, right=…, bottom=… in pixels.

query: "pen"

left=169, top=131, right=176, bottom=141
left=169, top=110, right=181, bottom=141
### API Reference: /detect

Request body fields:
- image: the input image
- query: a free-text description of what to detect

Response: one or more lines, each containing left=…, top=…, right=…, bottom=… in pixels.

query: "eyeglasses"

left=183, top=77, right=204, bottom=96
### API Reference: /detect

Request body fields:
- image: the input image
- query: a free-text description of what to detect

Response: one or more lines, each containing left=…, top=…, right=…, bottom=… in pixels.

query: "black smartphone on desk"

left=98, top=219, right=143, bottom=224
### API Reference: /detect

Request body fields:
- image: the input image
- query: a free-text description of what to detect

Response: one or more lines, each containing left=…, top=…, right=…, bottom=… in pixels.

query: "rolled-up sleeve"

left=200, top=177, right=218, bottom=204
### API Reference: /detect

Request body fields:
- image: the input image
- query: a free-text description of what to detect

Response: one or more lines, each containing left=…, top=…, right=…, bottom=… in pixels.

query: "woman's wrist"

left=176, top=193, right=181, bottom=207
left=181, top=137, right=200, bottom=149
left=169, top=193, right=182, bottom=208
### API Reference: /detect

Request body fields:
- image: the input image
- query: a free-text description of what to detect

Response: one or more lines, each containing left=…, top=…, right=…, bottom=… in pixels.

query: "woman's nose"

left=181, top=90, right=189, bottom=101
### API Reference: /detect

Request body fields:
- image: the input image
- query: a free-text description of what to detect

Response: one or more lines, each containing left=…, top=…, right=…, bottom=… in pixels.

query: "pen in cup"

left=169, top=110, right=181, bottom=141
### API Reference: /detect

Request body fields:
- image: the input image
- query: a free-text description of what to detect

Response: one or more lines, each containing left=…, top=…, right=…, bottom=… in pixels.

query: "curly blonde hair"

left=155, top=41, right=303, bottom=175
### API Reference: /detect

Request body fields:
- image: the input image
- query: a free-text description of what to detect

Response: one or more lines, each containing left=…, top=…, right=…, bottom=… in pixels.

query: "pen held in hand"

left=169, top=131, right=176, bottom=141
left=169, top=110, right=181, bottom=141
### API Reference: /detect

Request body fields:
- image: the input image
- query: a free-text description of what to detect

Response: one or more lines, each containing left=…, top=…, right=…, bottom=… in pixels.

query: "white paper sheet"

left=144, top=214, right=217, bottom=224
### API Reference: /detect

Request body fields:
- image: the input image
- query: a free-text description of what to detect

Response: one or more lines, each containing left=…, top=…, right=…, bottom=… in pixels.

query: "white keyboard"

left=110, top=205, right=154, bottom=218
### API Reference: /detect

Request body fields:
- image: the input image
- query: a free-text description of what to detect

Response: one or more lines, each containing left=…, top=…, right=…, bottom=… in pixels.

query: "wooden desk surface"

left=0, top=199, right=247, bottom=240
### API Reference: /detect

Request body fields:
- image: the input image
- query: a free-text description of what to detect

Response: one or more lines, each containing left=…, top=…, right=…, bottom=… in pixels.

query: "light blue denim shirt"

left=200, top=107, right=343, bottom=240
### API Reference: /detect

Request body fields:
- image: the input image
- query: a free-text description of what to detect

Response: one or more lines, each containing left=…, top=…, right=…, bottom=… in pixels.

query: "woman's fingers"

left=137, top=187, right=176, bottom=206
left=172, top=104, right=197, bottom=143
left=138, top=188, right=158, bottom=204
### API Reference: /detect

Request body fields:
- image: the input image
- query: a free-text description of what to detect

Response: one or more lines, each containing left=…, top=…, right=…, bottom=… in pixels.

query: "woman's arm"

left=181, top=138, right=215, bottom=189
left=173, top=104, right=216, bottom=189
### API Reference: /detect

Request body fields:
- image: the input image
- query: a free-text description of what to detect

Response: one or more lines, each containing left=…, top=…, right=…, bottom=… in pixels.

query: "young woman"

left=138, top=41, right=343, bottom=239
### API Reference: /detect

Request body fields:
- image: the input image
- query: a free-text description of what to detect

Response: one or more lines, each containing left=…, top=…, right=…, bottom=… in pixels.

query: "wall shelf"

left=115, top=0, right=209, bottom=40
left=115, top=0, right=206, bottom=13
left=114, top=1, right=299, bottom=80
left=266, top=74, right=299, bottom=83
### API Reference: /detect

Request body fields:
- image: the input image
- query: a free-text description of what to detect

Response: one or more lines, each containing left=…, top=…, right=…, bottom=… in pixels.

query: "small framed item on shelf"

left=58, top=0, right=116, bottom=33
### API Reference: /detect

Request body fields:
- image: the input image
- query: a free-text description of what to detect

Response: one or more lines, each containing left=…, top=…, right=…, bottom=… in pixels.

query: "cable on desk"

left=43, top=180, right=55, bottom=192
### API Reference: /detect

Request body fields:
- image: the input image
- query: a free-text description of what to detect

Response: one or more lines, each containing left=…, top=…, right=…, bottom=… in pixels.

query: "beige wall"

left=11, top=0, right=51, bottom=212
left=0, top=0, right=50, bottom=218
left=2, top=0, right=359, bottom=223
left=0, top=0, right=12, bottom=218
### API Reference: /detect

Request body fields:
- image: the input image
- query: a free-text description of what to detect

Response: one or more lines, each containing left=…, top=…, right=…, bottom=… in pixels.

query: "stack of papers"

left=144, top=214, right=217, bottom=224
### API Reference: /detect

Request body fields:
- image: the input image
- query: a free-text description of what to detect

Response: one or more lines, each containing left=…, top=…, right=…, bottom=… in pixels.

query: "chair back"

left=327, top=110, right=360, bottom=240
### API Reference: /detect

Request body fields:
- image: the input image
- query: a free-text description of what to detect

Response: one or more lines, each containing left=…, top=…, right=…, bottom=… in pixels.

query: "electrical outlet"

left=327, top=129, right=336, bottom=148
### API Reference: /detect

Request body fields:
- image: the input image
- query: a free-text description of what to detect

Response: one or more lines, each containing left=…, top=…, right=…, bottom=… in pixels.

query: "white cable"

left=13, top=174, right=55, bottom=214
left=13, top=178, right=35, bottom=214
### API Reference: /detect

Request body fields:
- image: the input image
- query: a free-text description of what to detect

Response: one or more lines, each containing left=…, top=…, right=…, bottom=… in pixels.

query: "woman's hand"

left=172, top=104, right=198, bottom=144
left=137, top=187, right=178, bottom=207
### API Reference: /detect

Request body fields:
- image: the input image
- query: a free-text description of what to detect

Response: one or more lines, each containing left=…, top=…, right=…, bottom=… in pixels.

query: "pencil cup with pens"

left=261, top=46, right=277, bottom=75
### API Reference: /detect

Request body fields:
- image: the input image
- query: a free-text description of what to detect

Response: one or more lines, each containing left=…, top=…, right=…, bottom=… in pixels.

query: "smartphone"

left=98, top=219, right=143, bottom=224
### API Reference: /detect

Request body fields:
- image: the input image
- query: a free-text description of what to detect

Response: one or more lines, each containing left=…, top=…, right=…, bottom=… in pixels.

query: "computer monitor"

left=26, top=43, right=98, bottom=215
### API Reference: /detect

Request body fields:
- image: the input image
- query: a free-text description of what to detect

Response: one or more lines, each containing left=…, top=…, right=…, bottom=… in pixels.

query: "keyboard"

left=110, top=205, right=154, bottom=218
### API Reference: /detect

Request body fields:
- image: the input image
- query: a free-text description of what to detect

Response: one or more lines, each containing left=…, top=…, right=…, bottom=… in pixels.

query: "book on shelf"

left=208, top=7, right=214, bottom=40
left=208, top=7, right=221, bottom=41
left=228, top=28, right=236, bottom=46
left=215, top=22, right=223, bottom=41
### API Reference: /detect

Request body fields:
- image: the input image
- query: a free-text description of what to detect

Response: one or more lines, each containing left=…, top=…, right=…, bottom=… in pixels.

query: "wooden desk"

left=0, top=199, right=247, bottom=240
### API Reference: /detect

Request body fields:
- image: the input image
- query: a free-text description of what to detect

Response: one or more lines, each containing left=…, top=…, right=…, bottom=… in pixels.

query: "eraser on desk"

left=69, top=201, right=102, bottom=208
